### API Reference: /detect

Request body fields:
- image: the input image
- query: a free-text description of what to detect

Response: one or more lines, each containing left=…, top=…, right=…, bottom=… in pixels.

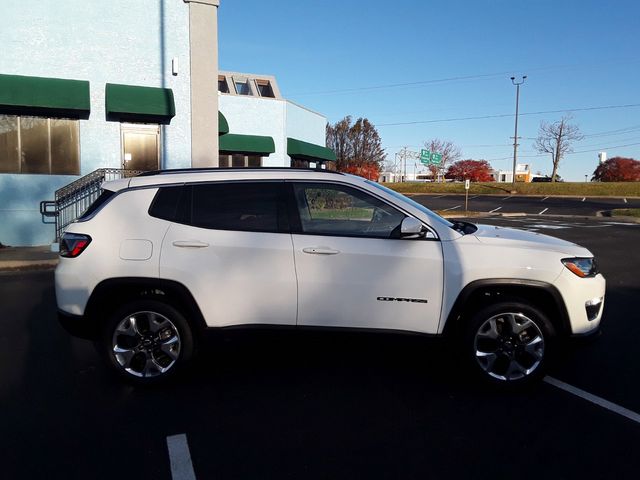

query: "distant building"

left=492, top=163, right=532, bottom=183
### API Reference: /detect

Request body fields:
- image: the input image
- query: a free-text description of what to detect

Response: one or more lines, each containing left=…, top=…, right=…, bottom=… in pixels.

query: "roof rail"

left=137, top=167, right=344, bottom=177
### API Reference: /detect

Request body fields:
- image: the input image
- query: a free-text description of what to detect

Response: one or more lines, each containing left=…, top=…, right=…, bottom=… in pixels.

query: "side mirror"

left=400, top=217, right=424, bottom=238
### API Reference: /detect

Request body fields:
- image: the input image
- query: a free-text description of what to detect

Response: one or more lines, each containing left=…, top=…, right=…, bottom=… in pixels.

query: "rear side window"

left=189, top=182, right=286, bottom=233
left=78, top=189, right=115, bottom=220
left=149, top=186, right=184, bottom=221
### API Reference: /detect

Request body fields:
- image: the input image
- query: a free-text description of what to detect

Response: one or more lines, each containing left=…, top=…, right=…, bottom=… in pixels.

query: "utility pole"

left=510, top=75, right=526, bottom=186
left=402, top=146, right=407, bottom=182
left=395, top=147, right=419, bottom=182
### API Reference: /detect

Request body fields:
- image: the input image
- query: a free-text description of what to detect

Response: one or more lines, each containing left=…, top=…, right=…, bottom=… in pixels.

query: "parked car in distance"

left=531, top=176, right=552, bottom=182
left=55, top=168, right=605, bottom=386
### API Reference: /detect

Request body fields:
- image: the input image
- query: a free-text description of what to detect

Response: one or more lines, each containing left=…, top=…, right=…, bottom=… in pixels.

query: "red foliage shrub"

left=592, top=157, right=640, bottom=182
left=446, top=159, right=494, bottom=182
left=339, top=164, right=380, bottom=180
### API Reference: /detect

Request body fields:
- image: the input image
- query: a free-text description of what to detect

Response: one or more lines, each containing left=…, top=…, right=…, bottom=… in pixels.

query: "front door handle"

left=302, top=247, right=340, bottom=255
left=172, top=240, right=210, bottom=248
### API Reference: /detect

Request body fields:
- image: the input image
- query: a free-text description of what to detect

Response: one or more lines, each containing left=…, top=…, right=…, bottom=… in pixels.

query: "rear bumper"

left=58, top=310, right=98, bottom=340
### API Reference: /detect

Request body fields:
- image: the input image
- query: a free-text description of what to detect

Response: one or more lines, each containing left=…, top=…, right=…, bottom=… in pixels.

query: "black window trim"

left=284, top=180, right=440, bottom=241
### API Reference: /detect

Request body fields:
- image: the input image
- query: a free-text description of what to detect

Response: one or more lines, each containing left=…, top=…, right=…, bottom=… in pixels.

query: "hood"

left=472, top=223, right=592, bottom=256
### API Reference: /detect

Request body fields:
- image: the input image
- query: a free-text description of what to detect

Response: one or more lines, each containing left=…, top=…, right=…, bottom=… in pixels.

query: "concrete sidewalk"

left=0, top=245, right=58, bottom=272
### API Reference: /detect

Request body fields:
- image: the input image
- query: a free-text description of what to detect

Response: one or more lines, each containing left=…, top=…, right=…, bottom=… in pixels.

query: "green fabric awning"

left=0, top=73, right=90, bottom=117
left=219, top=111, right=229, bottom=135
left=105, top=83, right=175, bottom=124
left=219, top=134, right=275, bottom=155
left=287, top=137, right=336, bottom=162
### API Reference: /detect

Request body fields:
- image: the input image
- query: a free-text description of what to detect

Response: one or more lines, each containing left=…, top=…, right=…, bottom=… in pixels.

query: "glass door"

left=121, top=124, right=160, bottom=172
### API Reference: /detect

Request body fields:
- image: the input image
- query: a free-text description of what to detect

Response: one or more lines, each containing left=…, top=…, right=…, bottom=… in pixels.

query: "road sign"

left=431, top=153, right=443, bottom=165
left=420, top=149, right=431, bottom=162
left=465, top=179, right=470, bottom=190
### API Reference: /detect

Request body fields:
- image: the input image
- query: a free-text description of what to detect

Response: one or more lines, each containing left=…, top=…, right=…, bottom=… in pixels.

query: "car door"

left=289, top=181, right=444, bottom=334
left=160, top=181, right=297, bottom=327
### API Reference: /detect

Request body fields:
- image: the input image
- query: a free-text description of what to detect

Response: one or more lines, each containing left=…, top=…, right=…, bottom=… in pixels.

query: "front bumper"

left=555, top=269, right=606, bottom=336
left=58, top=310, right=98, bottom=340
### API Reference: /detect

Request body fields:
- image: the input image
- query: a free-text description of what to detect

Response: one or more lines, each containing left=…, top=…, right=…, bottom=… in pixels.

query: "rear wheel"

left=464, top=301, right=554, bottom=386
left=100, top=300, right=194, bottom=384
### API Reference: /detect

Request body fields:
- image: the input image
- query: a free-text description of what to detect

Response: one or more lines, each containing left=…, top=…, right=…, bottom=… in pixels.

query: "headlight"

left=562, top=257, right=598, bottom=278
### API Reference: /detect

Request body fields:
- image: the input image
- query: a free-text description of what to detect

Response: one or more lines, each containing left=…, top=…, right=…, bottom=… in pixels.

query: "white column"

left=184, top=0, right=220, bottom=167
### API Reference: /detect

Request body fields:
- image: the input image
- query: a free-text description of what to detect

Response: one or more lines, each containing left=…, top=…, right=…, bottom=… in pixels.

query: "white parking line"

left=434, top=194, right=447, bottom=198
left=489, top=206, right=502, bottom=213
left=167, top=434, right=197, bottom=480
left=502, top=196, right=512, bottom=200
left=582, top=197, right=586, bottom=202
left=541, top=196, right=549, bottom=201
left=544, top=376, right=640, bottom=425
left=442, top=205, right=461, bottom=211
left=469, top=195, right=479, bottom=199
left=539, top=208, right=549, bottom=215
left=624, top=198, right=628, bottom=203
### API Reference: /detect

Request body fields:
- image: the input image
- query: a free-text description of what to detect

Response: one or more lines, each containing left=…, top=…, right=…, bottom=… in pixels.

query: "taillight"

left=60, top=233, right=92, bottom=258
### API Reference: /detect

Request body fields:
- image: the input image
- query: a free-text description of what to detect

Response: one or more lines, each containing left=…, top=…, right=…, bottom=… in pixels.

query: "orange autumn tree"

left=326, top=116, right=384, bottom=180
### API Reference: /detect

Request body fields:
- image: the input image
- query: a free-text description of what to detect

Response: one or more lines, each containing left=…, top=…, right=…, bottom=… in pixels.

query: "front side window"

left=0, top=114, right=79, bottom=175
left=292, top=183, right=406, bottom=238
left=190, top=182, right=285, bottom=233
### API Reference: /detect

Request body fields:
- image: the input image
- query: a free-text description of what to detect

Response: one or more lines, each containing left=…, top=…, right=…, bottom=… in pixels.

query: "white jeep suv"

left=55, top=168, right=605, bottom=385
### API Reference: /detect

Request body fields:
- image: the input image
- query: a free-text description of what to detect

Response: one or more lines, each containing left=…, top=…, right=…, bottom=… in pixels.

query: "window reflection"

left=0, top=114, right=79, bottom=175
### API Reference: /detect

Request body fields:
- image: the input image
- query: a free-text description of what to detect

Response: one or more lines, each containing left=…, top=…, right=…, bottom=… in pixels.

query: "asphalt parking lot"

left=411, top=193, right=640, bottom=216
left=1, top=216, right=639, bottom=479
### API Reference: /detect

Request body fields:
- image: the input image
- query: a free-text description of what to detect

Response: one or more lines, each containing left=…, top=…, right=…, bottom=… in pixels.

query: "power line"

left=290, top=72, right=511, bottom=96
left=486, top=141, right=640, bottom=162
left=376, top=102, right=640, bottom=127
left=291, top=59, right=640, bottom=97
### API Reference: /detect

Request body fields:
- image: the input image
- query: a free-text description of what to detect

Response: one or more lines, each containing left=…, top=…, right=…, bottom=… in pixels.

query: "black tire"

left=99, top=299, right=195, bottom=385
left=463, top=300, right=555, bottom=387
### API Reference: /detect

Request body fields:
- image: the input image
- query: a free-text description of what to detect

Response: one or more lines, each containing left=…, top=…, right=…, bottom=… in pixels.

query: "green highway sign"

left=419, top=149, right=443, bottom=166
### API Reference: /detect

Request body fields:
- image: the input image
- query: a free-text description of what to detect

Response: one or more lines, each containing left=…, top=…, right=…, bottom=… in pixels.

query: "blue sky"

left=218, top=0, right=640, bottom=181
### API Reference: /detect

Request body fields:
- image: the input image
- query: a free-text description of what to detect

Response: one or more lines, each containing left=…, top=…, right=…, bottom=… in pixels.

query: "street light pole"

left=510, top=75, right=526, bottom=186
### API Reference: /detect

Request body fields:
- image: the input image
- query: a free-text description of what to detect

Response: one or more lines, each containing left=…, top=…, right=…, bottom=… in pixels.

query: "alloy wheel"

left=473, top=312, right=545, bottom=381
left=111, top=311, right=181, bottom=378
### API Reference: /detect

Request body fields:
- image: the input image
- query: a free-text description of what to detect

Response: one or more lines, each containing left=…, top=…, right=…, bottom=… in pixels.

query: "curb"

left=0, top=260, right=58, bottom=272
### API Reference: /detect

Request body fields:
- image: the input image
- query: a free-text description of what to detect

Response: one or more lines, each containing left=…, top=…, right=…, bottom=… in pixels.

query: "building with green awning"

left=0, top=4, right=333, bottom=246
left=218, top=70, right=333, bottom=169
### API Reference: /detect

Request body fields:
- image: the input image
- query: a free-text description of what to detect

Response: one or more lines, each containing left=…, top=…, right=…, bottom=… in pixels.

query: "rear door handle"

left=302, top=247, right=340, bottom=255
left=172, top=240, right=210, bottom=248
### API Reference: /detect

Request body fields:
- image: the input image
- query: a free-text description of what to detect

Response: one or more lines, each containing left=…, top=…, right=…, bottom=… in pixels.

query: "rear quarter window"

left=78, top=189, right=115, bottom=220
left=148, top=186, right=184, bottom=221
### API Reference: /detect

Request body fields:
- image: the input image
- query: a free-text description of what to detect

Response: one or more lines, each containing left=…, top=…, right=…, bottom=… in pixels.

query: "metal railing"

left=41, top=168, right=143, bottom=241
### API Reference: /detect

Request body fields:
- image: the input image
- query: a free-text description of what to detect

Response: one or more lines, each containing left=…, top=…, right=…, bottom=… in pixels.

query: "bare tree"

left=326, top=116, right=353, bottom=166
left=422, top=139, right=462, bottom=181
left=534, top=116, right=583, bottom=182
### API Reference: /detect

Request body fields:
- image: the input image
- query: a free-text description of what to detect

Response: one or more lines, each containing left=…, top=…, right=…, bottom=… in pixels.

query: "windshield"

left=364, top=180, right=453, bottom=228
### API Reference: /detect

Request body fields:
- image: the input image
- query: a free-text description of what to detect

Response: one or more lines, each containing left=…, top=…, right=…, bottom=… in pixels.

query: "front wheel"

left=464, top=301, right=554, bottom=386
left=100, top=300, right=195, bottom=384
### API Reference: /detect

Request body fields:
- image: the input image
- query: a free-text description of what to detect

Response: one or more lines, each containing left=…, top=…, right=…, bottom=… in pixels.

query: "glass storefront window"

left=0, top=114, right=80, bottom=175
